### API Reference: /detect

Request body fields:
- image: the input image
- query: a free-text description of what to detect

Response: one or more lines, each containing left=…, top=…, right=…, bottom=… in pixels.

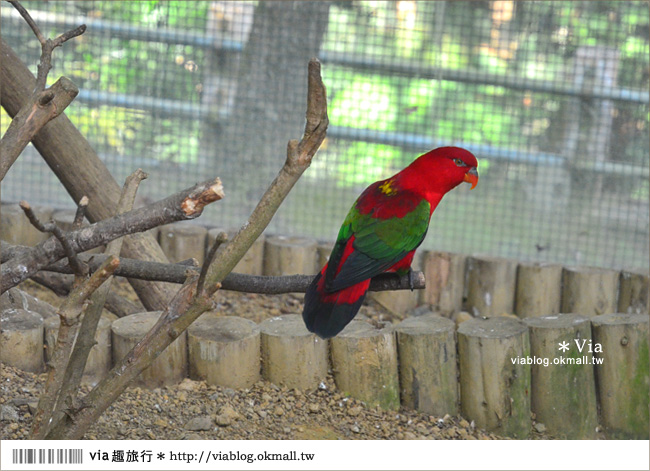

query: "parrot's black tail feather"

left=302, top=272, right=367, bottom=339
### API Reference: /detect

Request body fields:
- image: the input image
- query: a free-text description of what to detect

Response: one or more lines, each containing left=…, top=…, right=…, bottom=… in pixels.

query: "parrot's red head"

left=396, top=146, right=479, bottom=208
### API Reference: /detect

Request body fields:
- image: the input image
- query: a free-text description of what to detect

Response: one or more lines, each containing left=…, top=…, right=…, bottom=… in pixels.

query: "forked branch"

left=0, top=1, right=85, bottom=180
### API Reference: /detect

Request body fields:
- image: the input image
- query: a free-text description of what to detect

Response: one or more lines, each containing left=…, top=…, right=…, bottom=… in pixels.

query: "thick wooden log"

left=111, top=311, right=187, bottom=388
left=419, top=251, right=466, bottom=315
left=395, top=314, right=458, bottom=416
left=259, top=314, right=327, bottom=390
left=159, top=222, right=207, bottom=264
left=207, top=228, right=265, bottom=275
left=464, top=255, right=518, bottom=317
left=0, top=308, right=44, bottom=372
left=591, top=313, right=649, bottom=439
left=515, top=262, right=562, bottom=318
left=263, top=236, right=318, bottom=276
left=618, top=270, right=649, bottom=315
left=0, top=38, right=177, bottom=311
left=330, top=320, right=400, bottom=410
left=44, top=315, right=113, bottom=385
left=524, top=314, right=598, bottom=438
left=188, top=314, right=260, bottom=389
left=1, top=203, right=54, bottom=247
left=561, top=267, right=619, bottom=317
left=458, top=317, right=531, bottom=438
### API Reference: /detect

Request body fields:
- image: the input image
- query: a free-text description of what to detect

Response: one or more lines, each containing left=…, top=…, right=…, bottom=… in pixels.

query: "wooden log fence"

left=457, top=317, right=531, bottom=438
left=561, top=266, right=620, bottom=317
left=464, top=255, right=518, bottom=317
left=159, top=222, right=208, bottom=265
left=187, top=313, right=260, bottom=389
left=515, top=262, right=562, bottom=318
left=591, top=313, right=649, bottom=439
left=111, top=311, right=188, bottom=388
left=263, top=235, right=318, bottom=277
left=395, top=313, right=458, bottom=416
left=0, top=308, right=44, bottom=372
left=1, top=216, right=649, bottom=438
left=331, top=320, right=400, bottom=411
left=0, top=203, right=54, bottom=247
left=259, top=314, right=328, bottom=390
left=524, top=314, right=598, bottom=439
left=419, top=251, right=466, bottom=316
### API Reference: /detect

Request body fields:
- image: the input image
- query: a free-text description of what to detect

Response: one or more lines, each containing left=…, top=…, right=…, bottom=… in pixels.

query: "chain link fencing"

left=1, top=1, right=648, bottom=270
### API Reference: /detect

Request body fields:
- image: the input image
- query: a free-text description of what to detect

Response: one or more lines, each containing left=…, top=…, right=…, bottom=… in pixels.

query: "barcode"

left=12, top=449, right=83, bottom=465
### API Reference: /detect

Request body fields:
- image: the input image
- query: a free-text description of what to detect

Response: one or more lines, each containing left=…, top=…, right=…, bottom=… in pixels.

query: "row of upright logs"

left=2, top=304, right=647, bottom=439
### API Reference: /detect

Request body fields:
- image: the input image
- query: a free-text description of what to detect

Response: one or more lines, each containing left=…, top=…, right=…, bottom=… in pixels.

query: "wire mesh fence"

left=1, top=1, right=648, bottom=271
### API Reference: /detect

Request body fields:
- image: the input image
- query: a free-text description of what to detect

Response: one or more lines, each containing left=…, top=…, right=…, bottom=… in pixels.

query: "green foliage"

left=330, top=74, right=396, bottom=131
left=334, top=142, right=403, bottom=188
left=68, top=105, right=146, bottom=155
left=322, top=1, right=648, bottom=189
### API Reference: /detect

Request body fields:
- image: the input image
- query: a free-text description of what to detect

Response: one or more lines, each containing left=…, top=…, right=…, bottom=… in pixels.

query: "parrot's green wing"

left=325, top=185, right=430, bottom=292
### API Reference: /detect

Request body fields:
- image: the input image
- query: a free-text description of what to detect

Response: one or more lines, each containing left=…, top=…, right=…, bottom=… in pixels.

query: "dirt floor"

left=0, top=279, right=549, bottom=440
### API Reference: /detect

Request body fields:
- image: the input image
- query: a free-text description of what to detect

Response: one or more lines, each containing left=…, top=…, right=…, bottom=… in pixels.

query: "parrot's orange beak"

left=464, top=167, right=479, bottom=190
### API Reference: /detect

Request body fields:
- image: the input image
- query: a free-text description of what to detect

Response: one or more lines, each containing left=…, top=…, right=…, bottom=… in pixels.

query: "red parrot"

left=303, top=146, right=478, bottom=339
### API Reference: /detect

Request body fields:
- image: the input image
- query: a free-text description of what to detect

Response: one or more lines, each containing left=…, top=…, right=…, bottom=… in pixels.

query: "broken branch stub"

left=181, top=178, right=225, bottom=216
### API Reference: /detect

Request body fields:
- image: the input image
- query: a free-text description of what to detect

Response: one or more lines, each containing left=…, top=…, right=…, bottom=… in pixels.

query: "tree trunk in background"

left=203, top=1, right=331, bottom=222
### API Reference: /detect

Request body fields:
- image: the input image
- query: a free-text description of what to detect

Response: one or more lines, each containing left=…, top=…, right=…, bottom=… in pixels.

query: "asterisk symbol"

left=157, top=453, right=165, bottom=461
left=558, top=341, right=570, bottom=352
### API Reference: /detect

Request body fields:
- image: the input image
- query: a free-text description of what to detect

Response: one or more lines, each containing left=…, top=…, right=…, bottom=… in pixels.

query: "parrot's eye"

left=453, top=158, right=466, bottom=167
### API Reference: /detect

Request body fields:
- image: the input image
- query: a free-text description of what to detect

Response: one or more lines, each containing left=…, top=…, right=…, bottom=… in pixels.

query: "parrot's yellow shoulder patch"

left=378, top=179, right=397, bottom=196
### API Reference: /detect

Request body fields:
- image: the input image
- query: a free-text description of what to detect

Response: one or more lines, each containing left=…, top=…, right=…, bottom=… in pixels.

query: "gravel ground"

left=0, top=279, right=530, bottom=441
left=1, top=364, right=503, bottom=440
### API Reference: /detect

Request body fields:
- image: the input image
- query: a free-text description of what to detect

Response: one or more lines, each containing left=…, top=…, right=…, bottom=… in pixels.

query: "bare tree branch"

left=72, top=196, right=90, bottom=229
left=3, top=240, right=426, bottom=294
left=7, top=0, right=86, bottom=91
left=6, top=0, right=46, bottom=44
left=30, top=255, right=119, bottom=439
left=44, top=58, right=328, bottom=440
left=1, top=38, right=178, bottom=311
left=1, top=178, right=224, bottom=293
left=202, top=58, right=328, bottom=297
left=198, top=231, right=227, bottom=295
left=19, top=200, right=89, bottom=277
left=0, top=1, right=85, bottom=180
left=28, top=271, right=143, bottom=318
left=49, top=170, right=147, bottom=434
